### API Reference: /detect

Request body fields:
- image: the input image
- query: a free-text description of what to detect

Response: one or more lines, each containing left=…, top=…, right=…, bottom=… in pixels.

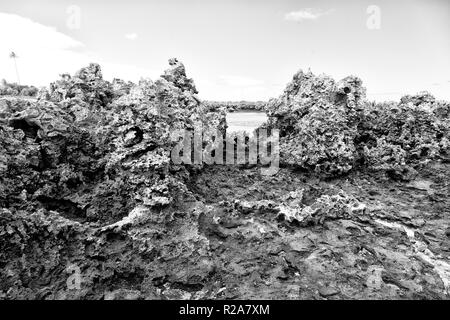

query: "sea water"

left=226, top=111, right=268, bottom=133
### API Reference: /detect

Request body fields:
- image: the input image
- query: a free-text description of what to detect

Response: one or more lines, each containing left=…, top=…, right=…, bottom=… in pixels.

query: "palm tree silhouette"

left=9, top=51, right=20, bottom=85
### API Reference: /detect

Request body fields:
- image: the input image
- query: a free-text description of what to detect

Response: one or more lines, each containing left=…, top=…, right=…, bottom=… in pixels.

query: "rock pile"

left=359, top=92, right=449, bottom=179
left=267, top=70, right=449, bottom=179
left=267, top=70, right=366, bottom=176
left=0, top=61, right=449, bottom=300
left=0, top=59, right=222, bottom=299
left=0, top=79, right=38, bottom=97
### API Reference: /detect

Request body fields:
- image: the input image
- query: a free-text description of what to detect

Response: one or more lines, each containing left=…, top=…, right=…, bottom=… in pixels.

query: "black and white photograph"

left=0, top=0, right=449, bottom=309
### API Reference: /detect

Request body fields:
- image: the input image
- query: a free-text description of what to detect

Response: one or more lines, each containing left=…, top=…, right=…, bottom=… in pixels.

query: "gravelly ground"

left=186, top=162, right=450, bottom=299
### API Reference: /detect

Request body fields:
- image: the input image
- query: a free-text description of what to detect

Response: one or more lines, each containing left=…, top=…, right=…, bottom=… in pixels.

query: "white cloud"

left=218, top=75, right=263, bottom=87
left=0, top=12, right=157, bottom=86
left=284, top=9, right=333, bottom=22
left=125, top=33, right=138, bottom=40
left=0, top=12, right=84, bottom=51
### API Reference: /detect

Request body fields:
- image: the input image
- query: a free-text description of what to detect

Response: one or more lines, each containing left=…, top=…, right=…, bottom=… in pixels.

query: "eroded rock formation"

left=0, top=62, right=449, bottom=300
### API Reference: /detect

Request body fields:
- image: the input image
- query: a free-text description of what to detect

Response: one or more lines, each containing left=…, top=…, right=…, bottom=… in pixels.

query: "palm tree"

left=9, top=51, right=20, bottom=85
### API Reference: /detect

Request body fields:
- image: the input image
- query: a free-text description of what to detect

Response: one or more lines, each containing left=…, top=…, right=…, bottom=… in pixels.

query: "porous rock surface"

left=267, top=70, right=449, bottom=179
left=0, top=62, right=449, bottom=300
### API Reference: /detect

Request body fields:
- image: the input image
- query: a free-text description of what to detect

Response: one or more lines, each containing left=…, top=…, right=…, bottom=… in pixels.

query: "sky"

left=0, top=0, right=449, bottom=102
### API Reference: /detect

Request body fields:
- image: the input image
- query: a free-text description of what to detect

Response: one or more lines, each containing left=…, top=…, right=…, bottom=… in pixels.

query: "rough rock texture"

left=267, top=70, right=366, bottom=176
left=0, top=62, right=449, bottom=300
left=0, top=60, right=222, bottom=300
left=267, top=70, right=449, bottom=180
left=0, top=79, right=38, bottom=97
left=358, top=93, right=450, bottom=180
left=190, top=164, right=450, bottom=299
